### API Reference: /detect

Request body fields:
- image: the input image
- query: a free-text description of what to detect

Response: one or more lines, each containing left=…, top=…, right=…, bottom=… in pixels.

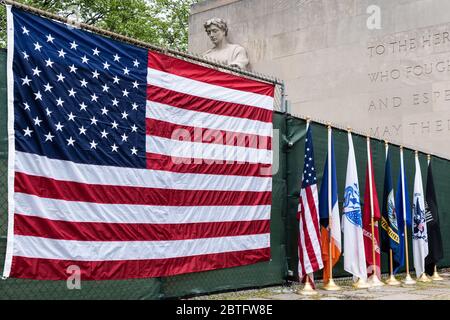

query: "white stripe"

left=301, top=186, right=323, bottom=268
left=15, top=193, right=271, bottom=224
left=332, top=203, right=342, bottom=252
left=3, top=5, right=15, bottom=279
left=146, top=136, right=273, bottom=165
left=13, top=234, right=270, bottom=261
left=146, top=101, right=273, bottom=137
left=298, top=214, right=310, bottom=278
left=15, top=151, right=271, bottom=192
left=147, top=68, right=274, bottom=111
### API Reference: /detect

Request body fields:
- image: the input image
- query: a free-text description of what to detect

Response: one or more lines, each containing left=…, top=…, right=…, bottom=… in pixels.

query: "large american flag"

left=3, top=7, right=274, bottom=280
left=297, top=124, right=323, bottom=282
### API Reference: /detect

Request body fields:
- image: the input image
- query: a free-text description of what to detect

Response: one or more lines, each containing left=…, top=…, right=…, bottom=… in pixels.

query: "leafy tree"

left=0, top=0, right=197, bottom=51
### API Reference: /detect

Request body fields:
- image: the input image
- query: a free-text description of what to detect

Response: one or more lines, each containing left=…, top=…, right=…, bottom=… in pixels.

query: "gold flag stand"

left=401, top=210, right=415, bottom=286
left=431, top=266, right=444, bottom=281
left=385, top=250, right=401, bottom=285
left=353, top=277, right=370, bottom=289
left=417, top=273, right=432, bottom=282
left=298, top=275, right=319, bottom=296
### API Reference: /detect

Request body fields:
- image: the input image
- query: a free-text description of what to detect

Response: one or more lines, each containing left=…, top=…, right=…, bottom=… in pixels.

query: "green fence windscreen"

left=285, top=116, right=450, bottom=277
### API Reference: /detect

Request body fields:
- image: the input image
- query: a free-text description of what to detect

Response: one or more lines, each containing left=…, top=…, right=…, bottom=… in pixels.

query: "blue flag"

left=318, top=129, right=341, bottom=283
left=319, top=135, right=338, bottom=228
left=394, top=160, right=411, bottom=274
left=380, top=148, right=403, bottom=274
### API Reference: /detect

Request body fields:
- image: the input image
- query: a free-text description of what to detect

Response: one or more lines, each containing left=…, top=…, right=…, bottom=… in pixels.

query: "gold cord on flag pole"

left=401, top=147, right=416, bottom=285
left=323, top=125, right=340, bottom=291
left=367, top=137, right=384, bottom=287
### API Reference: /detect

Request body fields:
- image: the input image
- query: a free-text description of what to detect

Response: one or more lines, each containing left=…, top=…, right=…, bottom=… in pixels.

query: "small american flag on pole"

left=297, top=123, right=323, bottom=282
left=3, top=6, right=274, bottom=280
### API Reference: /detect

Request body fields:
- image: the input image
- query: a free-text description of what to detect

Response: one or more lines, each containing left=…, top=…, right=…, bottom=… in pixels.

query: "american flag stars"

left=13, top=16, right=147, bottom=167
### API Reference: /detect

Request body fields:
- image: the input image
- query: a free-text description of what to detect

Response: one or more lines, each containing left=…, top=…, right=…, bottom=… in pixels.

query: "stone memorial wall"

left=189, top=0, right=450, bottom=158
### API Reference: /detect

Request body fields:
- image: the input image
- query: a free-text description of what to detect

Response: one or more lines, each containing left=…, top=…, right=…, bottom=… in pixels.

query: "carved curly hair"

left=204, top=18, right=228, bottom=36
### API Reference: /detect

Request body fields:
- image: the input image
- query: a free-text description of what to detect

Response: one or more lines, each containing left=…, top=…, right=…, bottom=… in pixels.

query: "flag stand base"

left=298, top=281, right=319, bottom=296
left=402, top=273, right=416, bottom=285
left=323, top=278, right=341, bottom=291
left=367, top=274, right=384, bottom=287
left=353, top=278, right=370, bottom=289
left=385, top=274, right=401, bottom=286
left=417, top=273, right=432, bottom=283
left=431, top=271, right=444, bottom=281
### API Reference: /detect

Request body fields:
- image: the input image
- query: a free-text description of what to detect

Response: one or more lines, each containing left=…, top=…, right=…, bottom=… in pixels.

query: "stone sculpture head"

left=204, top=17, right=228, bottom=46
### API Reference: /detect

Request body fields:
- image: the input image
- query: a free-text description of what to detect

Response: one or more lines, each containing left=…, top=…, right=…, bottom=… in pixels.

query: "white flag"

left=412, top=154, right=428, bottom=277
left=342, top=132, right=367, bottom=280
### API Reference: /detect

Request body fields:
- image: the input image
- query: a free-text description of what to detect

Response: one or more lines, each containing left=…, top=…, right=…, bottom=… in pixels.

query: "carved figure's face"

left=206, top=25, right=225, bottom=46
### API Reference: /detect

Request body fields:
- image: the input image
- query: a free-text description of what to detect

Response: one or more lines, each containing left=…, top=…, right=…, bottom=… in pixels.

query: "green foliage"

left=0, top=0, right=198, bottom=51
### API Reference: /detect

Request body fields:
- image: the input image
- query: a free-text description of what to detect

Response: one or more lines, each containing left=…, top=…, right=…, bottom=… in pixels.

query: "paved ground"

left=190, top=269, right=450, bottom=300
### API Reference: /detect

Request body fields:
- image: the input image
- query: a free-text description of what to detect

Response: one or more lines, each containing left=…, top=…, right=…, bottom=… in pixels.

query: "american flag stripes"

left=4, top=7, right=274, bottom=280
left=297, top=124, right=323, bottom=281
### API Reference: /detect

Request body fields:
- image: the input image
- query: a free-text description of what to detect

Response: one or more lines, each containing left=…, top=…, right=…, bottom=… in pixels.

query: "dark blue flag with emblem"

left=394, top=158, right=411, bottom=274
left=380, top=147, right=402, bottom=273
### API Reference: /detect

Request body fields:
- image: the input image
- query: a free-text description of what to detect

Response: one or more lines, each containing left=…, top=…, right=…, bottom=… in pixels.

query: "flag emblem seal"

left=344, top=183, right=362, bottom=227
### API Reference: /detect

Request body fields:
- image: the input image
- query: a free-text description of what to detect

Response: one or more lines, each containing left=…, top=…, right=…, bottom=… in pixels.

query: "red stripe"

left=147, top=84, right=272, bottom=123
left=146, top=118, right=272, bottom=150
left=305, top=187, right=321, bottom=242
left=14, top=214, right=270, bottom=241
left=15, top=172, right=272, bottom=206
left=148, top=50, right=275, bottom=97
left=10, top=248, right=271, bottom=280
left=297, top=214, right=306, bottom=278
left=300, top=193, right=320, bottom=272
left=146, top=153, right=272, bottom=177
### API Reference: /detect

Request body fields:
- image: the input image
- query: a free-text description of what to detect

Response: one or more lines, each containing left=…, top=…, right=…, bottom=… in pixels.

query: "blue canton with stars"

left=301, top=125, right=317, bottom=189
left=12, top=8, right=147, bottom=168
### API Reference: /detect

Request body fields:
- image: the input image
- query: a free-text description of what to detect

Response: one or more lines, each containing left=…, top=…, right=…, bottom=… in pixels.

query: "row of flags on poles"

left=297, top=123, right=444, bottom=285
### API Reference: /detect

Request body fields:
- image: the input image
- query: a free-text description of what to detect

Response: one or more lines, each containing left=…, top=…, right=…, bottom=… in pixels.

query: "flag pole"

left=350, top=128, right=370, bottom=290
left=385, top=142, right=401, bottom=286
left=427, top=154, right=444, bottom=282
left=416, top=151, right=432, bottom=283
left=323, top=125, right=340, bottom=291
left=367, top=137, right=384, bottom=287
left=298, top=118, right=320, bottom=296
left=401, top=147, right=416, bottom=285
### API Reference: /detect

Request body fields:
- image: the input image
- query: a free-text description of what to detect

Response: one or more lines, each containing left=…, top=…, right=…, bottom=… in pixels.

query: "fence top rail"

left=289, top=112, right=450, bottom=162
left=0, top=0, right=283, bottom=86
